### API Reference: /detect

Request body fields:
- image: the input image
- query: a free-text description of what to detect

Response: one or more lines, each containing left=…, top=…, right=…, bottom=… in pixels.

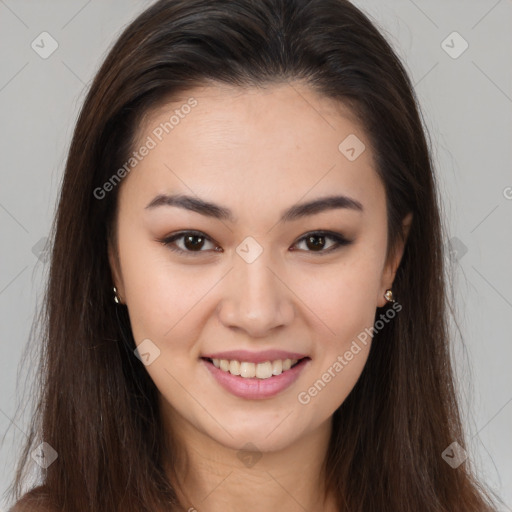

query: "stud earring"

left=113, top=286, right=121, bottom=304
left=384, top=289, right=395, bottom=303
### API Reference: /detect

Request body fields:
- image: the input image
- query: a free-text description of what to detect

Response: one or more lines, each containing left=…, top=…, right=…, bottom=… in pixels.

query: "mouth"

left=200, top=356, right=310, bottom=379
left=200, top=356, right=311, bottom=399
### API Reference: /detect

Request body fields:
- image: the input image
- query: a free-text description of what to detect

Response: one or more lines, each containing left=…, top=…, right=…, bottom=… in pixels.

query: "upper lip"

left=201, top=350, right=309, bottom=364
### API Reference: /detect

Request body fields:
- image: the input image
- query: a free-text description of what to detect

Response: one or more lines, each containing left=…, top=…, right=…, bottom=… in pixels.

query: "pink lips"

left=200, top=355, right=311, bottom=400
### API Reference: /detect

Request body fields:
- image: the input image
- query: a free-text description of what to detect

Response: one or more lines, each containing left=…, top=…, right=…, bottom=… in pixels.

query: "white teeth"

left=210, top=357, right=300, bottom=379
left=240, top=361, right=256, bottom=378
left=272, top=360, right=282, bottom=375
left=229, top=360, right=241, bottom=375
left=255, top=361, right=273, bottom=379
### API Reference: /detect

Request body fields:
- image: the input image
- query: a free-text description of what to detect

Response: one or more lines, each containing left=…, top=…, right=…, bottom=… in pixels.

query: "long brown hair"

left=8, top=0, right=499, bottom=510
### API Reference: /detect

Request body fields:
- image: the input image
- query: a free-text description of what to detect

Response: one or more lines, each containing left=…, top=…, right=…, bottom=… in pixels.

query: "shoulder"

left=8, top=486, right=59, bottom=512
left=8, top=500, right=59, bottom=512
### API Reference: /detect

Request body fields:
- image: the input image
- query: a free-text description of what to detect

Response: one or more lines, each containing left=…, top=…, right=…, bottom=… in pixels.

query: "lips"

left=201, top=356, right=311, bottom=399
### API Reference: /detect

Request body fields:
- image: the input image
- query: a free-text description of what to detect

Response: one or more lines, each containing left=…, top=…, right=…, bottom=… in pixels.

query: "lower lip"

left=201, top=357, right=310, bottom=400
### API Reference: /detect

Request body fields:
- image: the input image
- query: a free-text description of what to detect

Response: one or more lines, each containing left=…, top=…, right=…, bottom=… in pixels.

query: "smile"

left=207, top=357, right=303, bottom=379
left=201, top=356, right=311, bottom=399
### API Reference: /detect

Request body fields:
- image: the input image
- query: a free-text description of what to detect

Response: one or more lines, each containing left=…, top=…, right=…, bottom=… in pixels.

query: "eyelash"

left=158, top=230, right=352, bottom=257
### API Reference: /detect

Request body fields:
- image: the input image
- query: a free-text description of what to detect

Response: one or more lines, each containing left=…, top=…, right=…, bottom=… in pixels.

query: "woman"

left=8, top=0, right=499, bottom=510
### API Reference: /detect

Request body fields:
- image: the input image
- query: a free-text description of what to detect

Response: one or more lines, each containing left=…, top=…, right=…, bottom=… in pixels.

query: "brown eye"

left=182, top=233, right=207, bottom=251
left=160, top=231, right=219, bottom=255
left=292, top=231, right=352, bottom=255
left=160, top=230, right=352, bottom=257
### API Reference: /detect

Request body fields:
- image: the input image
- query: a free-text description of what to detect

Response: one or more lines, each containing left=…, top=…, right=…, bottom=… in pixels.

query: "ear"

left=108, top=239, right=125, bottom=303
left=377, top=212, right=413, bottom=307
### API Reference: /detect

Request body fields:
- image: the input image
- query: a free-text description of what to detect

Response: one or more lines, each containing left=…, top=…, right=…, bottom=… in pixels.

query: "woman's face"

left=109, top=82, right=408, bottom=453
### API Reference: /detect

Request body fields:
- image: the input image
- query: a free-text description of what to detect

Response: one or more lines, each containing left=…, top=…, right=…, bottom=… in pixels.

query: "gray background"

left=1, top=0, right=511, bottom=510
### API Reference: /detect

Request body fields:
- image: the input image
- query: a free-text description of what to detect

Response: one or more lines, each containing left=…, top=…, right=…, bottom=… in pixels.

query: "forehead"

left=137, top=82, right=366, bottom=155
left=122, top=82, right=384, bottom=220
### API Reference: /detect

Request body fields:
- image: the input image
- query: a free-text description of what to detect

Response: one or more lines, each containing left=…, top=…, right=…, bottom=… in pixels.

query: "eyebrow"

left=145, top=193, right=363, bottom=222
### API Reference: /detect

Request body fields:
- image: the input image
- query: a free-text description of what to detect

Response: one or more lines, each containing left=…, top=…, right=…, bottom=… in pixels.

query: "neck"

left=160, top=401, right=338, bottom=512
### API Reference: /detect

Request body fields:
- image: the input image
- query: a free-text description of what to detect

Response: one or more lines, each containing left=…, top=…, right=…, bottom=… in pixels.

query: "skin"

left=109, top=82, right=412, bottom=512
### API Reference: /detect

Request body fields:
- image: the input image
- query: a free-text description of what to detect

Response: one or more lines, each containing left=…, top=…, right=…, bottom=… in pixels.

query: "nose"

left=216, top=249, right=295, bottom=338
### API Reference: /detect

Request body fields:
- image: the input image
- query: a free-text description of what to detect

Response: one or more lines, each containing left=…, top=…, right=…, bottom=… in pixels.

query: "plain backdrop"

left=1, top=0, right=511, bottom=510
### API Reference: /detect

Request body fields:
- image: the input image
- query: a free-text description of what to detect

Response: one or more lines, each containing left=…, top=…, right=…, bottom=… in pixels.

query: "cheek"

left=294, top=254, right=381, bottom=407
left=298, top=256, right=383, bottom=337
left=125, top=268, right=213, bottom=348
left=122, top=242, right=383, bottom=346
left=296, top=270, right=376, bottom=414
left=116, top=228, right=204, bottom=343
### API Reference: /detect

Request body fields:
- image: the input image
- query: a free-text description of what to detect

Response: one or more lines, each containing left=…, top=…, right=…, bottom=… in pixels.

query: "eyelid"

left=158, top=230, right=353, bottom=256
left=292, top=231, right=352, bottom=255
left=159, top=230, right=220, bottom=255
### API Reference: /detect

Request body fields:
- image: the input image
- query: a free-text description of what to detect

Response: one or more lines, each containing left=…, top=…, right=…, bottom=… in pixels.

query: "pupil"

left=183, top=235, right=327, bottom=252
left=185, top=235, right=203, bottom=251
left=307, top=235, right=325, bottom=251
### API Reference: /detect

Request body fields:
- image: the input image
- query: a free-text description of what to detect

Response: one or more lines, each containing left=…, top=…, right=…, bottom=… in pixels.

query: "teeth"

left=272, top=360, right=282, bottom=375
left=240, top=361, right=256, bottom=378
left=256, top=361, right=272, bottom=379
left=229, top=360, right=241, bottom=375
left=210, top=358, right=300, bottom=379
